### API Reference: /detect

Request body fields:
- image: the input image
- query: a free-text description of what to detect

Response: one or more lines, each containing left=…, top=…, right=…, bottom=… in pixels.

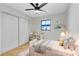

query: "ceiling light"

left=35, top=10, right=40, bottom=14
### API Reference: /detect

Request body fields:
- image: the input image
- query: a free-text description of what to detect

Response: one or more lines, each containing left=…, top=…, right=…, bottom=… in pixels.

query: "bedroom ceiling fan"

left=25, top=3, right=47, bottom=14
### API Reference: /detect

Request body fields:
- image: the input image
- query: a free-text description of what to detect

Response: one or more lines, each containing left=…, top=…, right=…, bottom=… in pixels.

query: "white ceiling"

left=3, top=3, right=69, bottom=18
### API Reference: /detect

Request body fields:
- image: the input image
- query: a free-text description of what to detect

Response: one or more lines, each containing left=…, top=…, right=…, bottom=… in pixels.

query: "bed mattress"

left=30, top=39, right=78, bottom=56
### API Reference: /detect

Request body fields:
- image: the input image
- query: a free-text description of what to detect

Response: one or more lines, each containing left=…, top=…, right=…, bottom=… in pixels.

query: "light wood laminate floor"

left=0, top=43, right=29, bottom=56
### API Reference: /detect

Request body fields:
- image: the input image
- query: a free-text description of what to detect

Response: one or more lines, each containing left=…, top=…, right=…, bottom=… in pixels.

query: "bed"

left=29, top=39, right=79, bottom=56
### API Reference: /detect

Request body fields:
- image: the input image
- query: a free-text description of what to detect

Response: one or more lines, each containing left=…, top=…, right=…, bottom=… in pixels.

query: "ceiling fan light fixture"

left=25, top=3, right=47, bottom=14
left=35, top=10, right=40, bottom=14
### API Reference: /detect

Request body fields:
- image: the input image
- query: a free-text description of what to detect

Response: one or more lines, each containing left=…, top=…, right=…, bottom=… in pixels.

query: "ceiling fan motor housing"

left=35, top=3, right=40, bottom=10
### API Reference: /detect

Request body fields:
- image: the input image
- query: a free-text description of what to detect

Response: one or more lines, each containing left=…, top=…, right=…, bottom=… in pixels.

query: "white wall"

left=28, top=17, right=33, bottom=35
left=0, top=9, right=1, bottom=52
left=19, top=18, right=29, bottom=45
left=1, top=12, right=19, bottom=52
left=0, top=4, right=30, bottom=52
left=29, top=14, right=67, bottom=40
left=67, top=3, right=79, bottom=40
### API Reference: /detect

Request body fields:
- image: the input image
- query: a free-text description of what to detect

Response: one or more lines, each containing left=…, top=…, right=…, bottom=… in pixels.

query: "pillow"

left=75, top=39, right=79, bottom=46
left=30, top=39, right=38, bottom=47
left=64, top=37, right=77, bottom=50
left=59, top=39, right=64, bottom=46
left=64, top=39, right=69, bottom=49
left=68, top=41, right=77, bottom=51
left=34, top=45, right=46, bottom=54
left=34, top=45, right=40, bottom=52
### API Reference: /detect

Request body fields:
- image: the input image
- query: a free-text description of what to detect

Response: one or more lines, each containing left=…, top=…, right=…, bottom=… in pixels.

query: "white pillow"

left=75, top=39, right=79, bottom=46
left=30, top=39, right=38, bottom=47
left=64, top=39, right=69, bottom=49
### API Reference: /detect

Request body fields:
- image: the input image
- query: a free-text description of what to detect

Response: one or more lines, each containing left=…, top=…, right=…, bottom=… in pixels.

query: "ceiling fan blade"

left=39, top=9, right=46, bottom=12
left=25, top=9, right=35, bottom=11
left=39, top=3, right=47, bottom=8
left=30, top=3, right=36, bottom=8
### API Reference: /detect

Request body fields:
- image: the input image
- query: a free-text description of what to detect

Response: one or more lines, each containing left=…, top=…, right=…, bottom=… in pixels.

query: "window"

left=41, top=20, right=51, bottom=31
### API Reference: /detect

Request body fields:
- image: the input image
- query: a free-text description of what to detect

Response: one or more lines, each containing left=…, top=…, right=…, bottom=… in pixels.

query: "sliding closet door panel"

left=19, top=18, right=28, bottom=45
left=2, top=12, right=18, bottom=52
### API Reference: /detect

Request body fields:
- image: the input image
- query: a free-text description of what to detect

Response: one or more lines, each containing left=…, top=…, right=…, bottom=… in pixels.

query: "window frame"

left=41, top=19, right=51, bottom=31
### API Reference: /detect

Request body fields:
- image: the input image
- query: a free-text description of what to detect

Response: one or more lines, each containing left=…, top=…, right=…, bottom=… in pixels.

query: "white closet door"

left=19, top=18, right=28, bottom=45
left=2, top=12, right=18, bottom=52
